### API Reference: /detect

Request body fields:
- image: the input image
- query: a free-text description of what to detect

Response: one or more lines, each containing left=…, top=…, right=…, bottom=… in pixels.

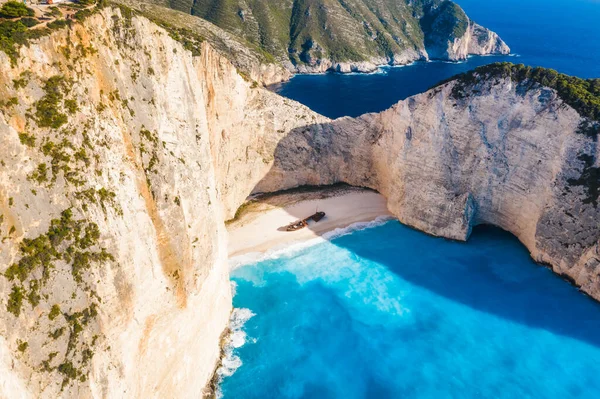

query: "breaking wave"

left=215, top=308, right=256, bottom=398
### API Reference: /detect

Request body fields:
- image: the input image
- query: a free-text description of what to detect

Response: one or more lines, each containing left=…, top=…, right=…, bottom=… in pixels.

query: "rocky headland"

left=167, top=0, right=510, bottom=74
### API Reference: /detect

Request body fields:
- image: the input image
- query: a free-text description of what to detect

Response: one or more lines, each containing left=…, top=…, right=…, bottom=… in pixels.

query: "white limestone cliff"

left=0, top=7, right=290, bottom=398
left=449, top=22, right=511, bottom=60
left=254, top=76, right=600, bottom=301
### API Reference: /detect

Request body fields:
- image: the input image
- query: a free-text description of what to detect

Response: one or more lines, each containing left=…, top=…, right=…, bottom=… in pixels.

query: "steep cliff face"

left=420, top=1, right=509, bottom=61
left=0, top=6, right=306, bottom=397
left=255, top=66, right=600, bottom=301
left=165, top=0, right=509, bottom=74
left=115, top=0, right=292, bottom=86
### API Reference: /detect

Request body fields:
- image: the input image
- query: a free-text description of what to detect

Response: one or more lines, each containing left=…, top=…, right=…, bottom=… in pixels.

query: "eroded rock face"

left=0, top=8, right=282, bottom=398
left=438, top=22, right=510, bottom=61
left=255, top=78, right=600, bottom=301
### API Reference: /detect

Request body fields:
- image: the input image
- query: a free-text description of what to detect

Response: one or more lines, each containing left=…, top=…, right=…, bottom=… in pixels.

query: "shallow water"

left=270, top=0, right=600, bottom=118
left=220, top=222, right=600, bottom=399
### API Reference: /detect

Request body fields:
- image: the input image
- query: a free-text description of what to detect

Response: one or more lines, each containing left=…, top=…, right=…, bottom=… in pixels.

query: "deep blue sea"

left=221, top=222, right=600, bottom=399
left=220, top=1, right=600, bottom=397
left=270, top=0, right=600, bottom=118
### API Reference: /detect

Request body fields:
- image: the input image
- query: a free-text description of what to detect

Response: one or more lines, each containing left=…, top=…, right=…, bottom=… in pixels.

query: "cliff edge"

left=255, top=63, right=600, bottom=301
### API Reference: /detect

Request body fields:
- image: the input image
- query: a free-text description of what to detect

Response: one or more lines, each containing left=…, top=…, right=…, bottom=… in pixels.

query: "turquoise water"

left=271, top=0, right=600, bottom=118
left=221, top=222, right=600, bottom=399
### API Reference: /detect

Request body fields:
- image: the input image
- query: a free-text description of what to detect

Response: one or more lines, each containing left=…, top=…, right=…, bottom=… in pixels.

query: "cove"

left=270, top=0, right=600, bottom=119
left=220, top=222, right=600, bottom=398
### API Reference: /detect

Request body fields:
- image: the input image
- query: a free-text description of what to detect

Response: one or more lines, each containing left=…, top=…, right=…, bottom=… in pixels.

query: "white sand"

left=227, top=189, right=393, bottom=257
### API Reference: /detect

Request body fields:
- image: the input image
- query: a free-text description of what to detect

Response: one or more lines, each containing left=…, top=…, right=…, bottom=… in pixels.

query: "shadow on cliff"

left=241, top=121, right=600, bottom=350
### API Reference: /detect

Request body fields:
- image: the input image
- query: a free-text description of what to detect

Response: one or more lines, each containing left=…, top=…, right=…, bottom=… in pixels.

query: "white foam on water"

left=322, top=215, right=395, bottom=241
left=215, top=308, right=256, bottom=398
left=383, top=61, right=418, bottom=69
left=229, top=216, right=395, bottom=269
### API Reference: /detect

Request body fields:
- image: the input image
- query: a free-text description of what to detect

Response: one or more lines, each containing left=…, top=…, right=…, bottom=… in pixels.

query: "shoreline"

left=226, top=186, right=393, bottom=259
left=267, top=53, right=518, bottom=86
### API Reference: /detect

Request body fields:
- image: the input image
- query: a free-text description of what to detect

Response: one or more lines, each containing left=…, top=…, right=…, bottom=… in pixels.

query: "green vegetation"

left=30, top=162, right=49, bottom=184
left=46, top=7, right=63, bottom=19
left=3, top=207, right=109, bottom=385
left=0, top=0, right=103, bottom=66
left=438, top=63, right=600, bottom=122
left=13, top=71, right=31, bottom=89
left=58, top=361, right=81, bottom=387
left=35, top=76, right=71, bottom=129
left=0, top=1, right=34, bottom=19
left=113, top=3, right=205, bottom=57
left=0, top=96, right=18, bottom=110
left=138, top=127, right=160, bottom=196
left=26, top=137, right=89, bottom=187
left=18, top=132, right=35, bottom=147
left=17, top=340, right=28, bottom=352
left=420, top=1, right=468, bottom=45
left=49, top=327, right=65, bottom=339
left=225, top=198, right=257, bottom=225
left=0, top=20, right=66, bottom=65
left=75, top=187, right=122, bottom=215
left=65, top=99, right=79, bottom=115
left=49, top=304, right=61, bottom=320
left=4, top=209, right=113, bottom=306
left=165, top=0, right=478, bottom=67
left=7, top=285, right=23, bottom=316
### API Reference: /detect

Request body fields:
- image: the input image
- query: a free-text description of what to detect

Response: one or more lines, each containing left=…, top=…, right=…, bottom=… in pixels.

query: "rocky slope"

left=0, top=5, right=321, bottom=398
left=166, top=0, right=510, bottom=73
left=254, top=64, right=600, bottom=301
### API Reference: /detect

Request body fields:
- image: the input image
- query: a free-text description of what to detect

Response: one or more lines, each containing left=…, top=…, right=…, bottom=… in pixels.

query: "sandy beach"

left=226, top=185, right=393, bottom=258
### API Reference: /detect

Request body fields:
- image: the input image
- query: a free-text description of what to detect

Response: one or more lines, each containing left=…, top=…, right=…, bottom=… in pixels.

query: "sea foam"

left=228, top=216, right=395, bottom=269
left=215, top=308, right=256, bottom=397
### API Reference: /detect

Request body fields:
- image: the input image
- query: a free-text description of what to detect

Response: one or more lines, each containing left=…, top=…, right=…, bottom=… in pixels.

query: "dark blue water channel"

left=270, top=0, right=600, bottom=118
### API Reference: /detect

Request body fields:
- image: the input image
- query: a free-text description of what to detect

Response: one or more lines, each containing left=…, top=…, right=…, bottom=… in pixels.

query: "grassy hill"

left=165, top=0, right=499, bottom=68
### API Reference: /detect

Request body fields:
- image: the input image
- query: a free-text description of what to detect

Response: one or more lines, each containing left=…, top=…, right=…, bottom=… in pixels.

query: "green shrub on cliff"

left=49, top=304, right=61, bottom=320
left=7, top=285, right=24, bottom=316
left=35, top=76, right=70, bottom=129
left=0, top=1, right=34, bottom=19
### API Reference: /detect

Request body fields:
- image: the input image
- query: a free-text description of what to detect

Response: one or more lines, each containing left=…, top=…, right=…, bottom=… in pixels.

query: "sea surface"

left=270, top=0, right=600, bottom=118
left=220, top=222, right=600, bottom=399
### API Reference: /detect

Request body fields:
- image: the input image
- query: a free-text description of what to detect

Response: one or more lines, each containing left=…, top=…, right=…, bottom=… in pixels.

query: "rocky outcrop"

left=164, top=0, right=509, bottom=74
left=429, top=21, right=510, bottom=61
left=421, top=1, right=509, bottom=61
left=254, top=66, right=600, bottom=301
